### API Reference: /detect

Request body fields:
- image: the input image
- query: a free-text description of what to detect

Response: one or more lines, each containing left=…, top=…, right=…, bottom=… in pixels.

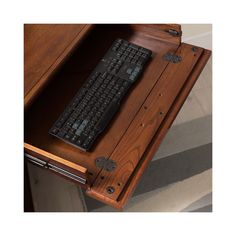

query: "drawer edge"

left=24, top=143, right=89, bottom=187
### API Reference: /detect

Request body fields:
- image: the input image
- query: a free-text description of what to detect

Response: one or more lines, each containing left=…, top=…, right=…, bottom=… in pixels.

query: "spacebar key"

left=95, top=101, right=120, bottom=133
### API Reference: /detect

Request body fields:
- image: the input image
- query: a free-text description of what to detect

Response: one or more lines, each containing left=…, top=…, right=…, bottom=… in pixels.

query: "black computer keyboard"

left=49, top=38, right=152, bottom=151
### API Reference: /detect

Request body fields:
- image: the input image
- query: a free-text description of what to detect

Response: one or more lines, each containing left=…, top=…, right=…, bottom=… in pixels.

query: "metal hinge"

left=166, top=29, right=182, bottom=37
left=163, top=52, right=182, bottom=63
left=95, top=157, right=117, bottom=172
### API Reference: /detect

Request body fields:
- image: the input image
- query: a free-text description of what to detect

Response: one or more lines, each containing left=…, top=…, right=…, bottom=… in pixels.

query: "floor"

left=27, top=24, right=212, bottom=212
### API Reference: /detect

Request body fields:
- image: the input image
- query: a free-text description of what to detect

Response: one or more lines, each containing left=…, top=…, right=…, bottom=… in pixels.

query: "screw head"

left=192, top=47, right=197, bottom=52
left=106, top=186, right=115, bottom=194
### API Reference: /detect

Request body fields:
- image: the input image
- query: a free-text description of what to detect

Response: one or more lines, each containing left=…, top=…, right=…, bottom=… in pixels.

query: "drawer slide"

left=24, top=143, right=88, bottom=187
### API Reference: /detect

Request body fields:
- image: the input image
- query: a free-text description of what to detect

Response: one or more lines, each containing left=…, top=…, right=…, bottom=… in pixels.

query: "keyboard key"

left=126, top=68, right=133, bottom=74
left=95, top=101, right=120, bottom=133
left=51, top=128, right=59, bottom=134
left=72, top=121, right=80, bottom=129
left=57, top=130, right=67, bottom=138
left=71, top=135, right=78, bottom=142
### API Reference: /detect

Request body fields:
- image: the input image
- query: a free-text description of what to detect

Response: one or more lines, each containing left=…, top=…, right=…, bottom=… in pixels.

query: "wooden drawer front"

left=24, top=143, right=88, bottom=187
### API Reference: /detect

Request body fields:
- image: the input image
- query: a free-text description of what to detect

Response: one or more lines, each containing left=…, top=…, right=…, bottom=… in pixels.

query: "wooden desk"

left=24, top=24, right=211, bottom=209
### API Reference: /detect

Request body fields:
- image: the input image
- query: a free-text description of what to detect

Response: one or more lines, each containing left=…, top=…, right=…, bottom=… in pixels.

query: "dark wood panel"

left=24, top=24, right=93, bottom=107
left=89, top=43, right=204, bottom=201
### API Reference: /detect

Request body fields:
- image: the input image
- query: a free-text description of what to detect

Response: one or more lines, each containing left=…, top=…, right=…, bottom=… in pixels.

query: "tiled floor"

left=27, top=24, right=212, bottom=212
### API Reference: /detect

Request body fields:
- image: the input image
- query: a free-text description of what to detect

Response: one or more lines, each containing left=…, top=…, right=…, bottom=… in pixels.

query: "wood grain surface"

left=24, top=24, right=211, bottom=208
left=24, top=24, right=93, bottom=107
left=24, top=25, right=179, bottom=183
left=130, top=24, right=181, bottom=45
left=89, top=43, right=204, bottom=201
left=87, top=48, right=211, bottom=209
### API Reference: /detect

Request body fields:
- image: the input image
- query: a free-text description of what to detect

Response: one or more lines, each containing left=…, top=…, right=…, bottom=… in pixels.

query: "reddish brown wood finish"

left=24, top=24, right=93, bottom=108
left=88, top=43, right=204, bottom=201
left=130, top=24, right=181, bottom=45
left=24, top=24, right=211, bottom=209
left=24, top=25, right=180, bottom=183
left=86, top=48, right=212, bottom=209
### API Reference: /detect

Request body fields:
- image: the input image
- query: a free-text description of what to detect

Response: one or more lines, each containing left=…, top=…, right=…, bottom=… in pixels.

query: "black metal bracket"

left=95, top=157, right=117, bottom=172
left=166, top=29, right=182, bottom=37
left=163, top=52, right=182, bottom=63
